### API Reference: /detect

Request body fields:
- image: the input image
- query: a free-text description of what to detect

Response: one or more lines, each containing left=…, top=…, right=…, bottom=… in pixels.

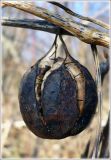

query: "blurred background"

left=2, top=1, right=109, bottom=158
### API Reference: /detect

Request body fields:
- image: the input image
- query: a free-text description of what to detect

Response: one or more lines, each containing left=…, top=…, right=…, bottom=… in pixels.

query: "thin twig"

left=2, top=2, right=110, bottom=48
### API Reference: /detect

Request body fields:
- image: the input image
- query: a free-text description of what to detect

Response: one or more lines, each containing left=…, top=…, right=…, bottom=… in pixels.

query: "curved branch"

left=2, top=2, right=110, bottom=48
left=49, top=2, right=109, bottom=30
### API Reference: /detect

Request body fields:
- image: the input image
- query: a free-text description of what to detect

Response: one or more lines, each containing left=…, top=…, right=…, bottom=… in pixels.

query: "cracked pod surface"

left=19, top=36, right=98, bottom=139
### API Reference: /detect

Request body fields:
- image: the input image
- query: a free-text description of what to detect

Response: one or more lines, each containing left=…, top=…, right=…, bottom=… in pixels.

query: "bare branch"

left=2, top=2, right=110, bottom=48
left=49, top=2, right=109, bottom=30
left=2, top=18, right=72, bottom=35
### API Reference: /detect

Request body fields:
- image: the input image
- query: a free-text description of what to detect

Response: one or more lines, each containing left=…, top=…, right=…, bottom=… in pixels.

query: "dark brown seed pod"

left=18, top=36, right=98, bottom=139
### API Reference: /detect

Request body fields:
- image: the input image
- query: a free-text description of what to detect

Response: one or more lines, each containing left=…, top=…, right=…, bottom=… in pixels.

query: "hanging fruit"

left=18, top=35, right=98, bottom=139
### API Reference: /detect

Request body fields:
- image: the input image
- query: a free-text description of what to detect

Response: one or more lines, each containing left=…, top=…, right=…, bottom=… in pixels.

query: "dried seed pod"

left=19, top=36, right=98, bottom=139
